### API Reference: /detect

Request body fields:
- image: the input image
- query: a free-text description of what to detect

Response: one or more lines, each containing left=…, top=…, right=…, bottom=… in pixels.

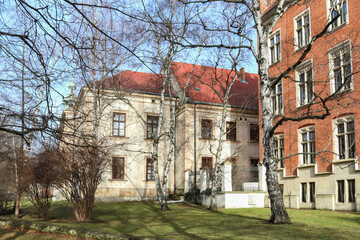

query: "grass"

left=2, top=201, right=360, bottom=239
left=0, top=227, right=83, bottom=240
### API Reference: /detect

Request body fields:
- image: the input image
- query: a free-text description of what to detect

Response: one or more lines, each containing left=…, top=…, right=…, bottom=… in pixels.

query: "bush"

left=184, top=189, right=200, bottom=204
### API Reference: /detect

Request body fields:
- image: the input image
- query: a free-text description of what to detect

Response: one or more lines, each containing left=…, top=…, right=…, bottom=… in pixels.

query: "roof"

left=99, top=62, right=259, bottom=109
left=171, top=62, right=258, bottom=108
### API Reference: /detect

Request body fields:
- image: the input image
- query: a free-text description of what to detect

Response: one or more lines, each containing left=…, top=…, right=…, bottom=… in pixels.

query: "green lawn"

left=3, top=201, right=360, bottom=239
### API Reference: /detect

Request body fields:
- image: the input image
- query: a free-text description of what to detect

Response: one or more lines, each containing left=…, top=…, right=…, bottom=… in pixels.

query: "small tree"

left=57, top=138, right=108, bottom=222
left=27, top=146, right=59, bottom=219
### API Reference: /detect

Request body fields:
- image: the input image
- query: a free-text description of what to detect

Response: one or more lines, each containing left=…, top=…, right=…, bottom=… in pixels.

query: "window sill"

left=294, top=44, right=310, bottom=53
left=296, top=102, right=313, bottom=110
left=143, top=180, right=155, bottom=182
left=331, top=87, right=352, bottom=97
left=327, top=22, right=347, bottom=35
left=277, top=167, right=284, bottom=172
left=110, top=136, right=129, bottom=139
left=269, top=60, right=281, bottom=67
left=108, top=179, right=128, bottom=182
left=315, top=171, right=333, bottom=176
left=283, top=175, right=298, bottom=179
left=199, top=138, right=215, bottom=141
left=298, top=163, right=316, bottom=169
left=332, top=158, right=356, bottom=164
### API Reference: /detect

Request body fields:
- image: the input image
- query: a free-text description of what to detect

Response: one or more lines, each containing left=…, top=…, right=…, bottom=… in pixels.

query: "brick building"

left=259, top=0, right=360, bottom=211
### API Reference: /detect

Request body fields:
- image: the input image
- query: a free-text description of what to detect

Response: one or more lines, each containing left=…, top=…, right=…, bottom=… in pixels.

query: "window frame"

left=273, top=134, right=285, bottom=169
left=329, top=40, right=352, bottom=94
left=147, top=115, right=159, bottom=139
left=299, top=126, right=316, bottom=165
left=327, top=0, right=349, bottom=31
left=146, top=158, right=155, bottom=181
left=201, top=119, right=213, bottom=139
left=337, top=180, right=345, bottom=203
left=112, top=112, right=126, bottom=137
left=301, top=182, right=307, bottom=203
left=226, top=121, right=237, bottom=141
left=348, top=179, right=355, bottom=203
left=296, top=60, right=314, bottom=107
left=112, top=157, right=125, bottom=180
left=294, top=9, right=311, bottom=50
left=249, top=123, right=259, bottom=143
left=309, top=182, right=315, bottom=202
left=271, top=80, right=283, bottom=116
left=334, top=115, right=356, bottom=161
left=201, top=156, right=213, bottom=170
left=269, top=29, right=281, bottom=65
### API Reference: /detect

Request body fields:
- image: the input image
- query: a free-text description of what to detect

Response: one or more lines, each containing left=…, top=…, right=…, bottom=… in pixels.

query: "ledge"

left=315, top=171, right=333, bottom=176
left=108, top=179, right=128, bottom=182
left=332, top=159, right=356, bottom=164
left=283, top=175, right=298, bottom=179
left=298, top=164, right=316, bottom=169
left=277, top=168, right=284, bottom=172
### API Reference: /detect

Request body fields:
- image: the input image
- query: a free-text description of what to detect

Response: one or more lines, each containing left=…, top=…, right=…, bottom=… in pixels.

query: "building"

left=259, top=0, right=360, bottom=211
left=61, top=62, right=259, bottom=201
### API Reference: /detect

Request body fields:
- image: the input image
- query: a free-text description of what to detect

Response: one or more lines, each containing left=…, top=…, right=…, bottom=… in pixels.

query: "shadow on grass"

left=20, top=201, right=360, bottom=240
left=0, top=227, right=29, bottom=240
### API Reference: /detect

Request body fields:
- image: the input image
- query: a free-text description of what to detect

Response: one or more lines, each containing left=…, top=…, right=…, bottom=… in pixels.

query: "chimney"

left=239, top=67, right=246, bottom=82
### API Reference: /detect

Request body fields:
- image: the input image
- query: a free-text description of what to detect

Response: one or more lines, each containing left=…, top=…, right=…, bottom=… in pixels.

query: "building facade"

left=259, top=0, right=360, bottom=211
left=61, top=62, right=259, bottom=201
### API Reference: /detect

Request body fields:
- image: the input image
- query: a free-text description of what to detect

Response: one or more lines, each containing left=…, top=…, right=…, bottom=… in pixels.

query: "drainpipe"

left=194, top=103, right=197, bottom=190
left=174, top=100, right=177, bottom=195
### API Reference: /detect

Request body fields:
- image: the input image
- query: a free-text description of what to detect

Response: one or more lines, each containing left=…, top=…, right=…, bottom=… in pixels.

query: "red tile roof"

left=171, top=62, right=258, bottom=108
left=100, top=62, right=258, bottom=109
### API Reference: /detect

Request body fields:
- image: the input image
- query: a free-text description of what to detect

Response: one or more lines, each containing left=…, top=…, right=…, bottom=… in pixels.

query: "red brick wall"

left=259, top=0, right=360, bottom=175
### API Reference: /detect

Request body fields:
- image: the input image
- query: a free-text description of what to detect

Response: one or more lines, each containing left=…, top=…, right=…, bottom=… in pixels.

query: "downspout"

left=193, top=103, right=197, bottom=190
left=174, top=99, right=177, bottom=195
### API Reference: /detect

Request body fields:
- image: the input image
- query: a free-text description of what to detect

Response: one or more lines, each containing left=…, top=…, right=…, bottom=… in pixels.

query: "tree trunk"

left=259, top=47, right=290, bottom=223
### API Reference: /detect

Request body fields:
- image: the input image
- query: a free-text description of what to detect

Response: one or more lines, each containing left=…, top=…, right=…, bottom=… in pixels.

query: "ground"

left=1, top=201, right=360, bottom=239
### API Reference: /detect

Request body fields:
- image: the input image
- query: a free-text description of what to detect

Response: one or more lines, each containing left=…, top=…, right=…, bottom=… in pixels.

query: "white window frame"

left=328, top=40, right=352, bottom=94
left=269, top=29, right=281, bottom=64
left=333, top=115, right=356, bottom=161
left=296, top=60, right=314, bottom=107
left=294, top=9, right=311, bottom=50
left=299, top=126, right=316, bottom=165
left=273, top=134, right=285, bottom=169
left=271, top=80, right=283, bottom=115
left=326, top=0, right=349, bottom=31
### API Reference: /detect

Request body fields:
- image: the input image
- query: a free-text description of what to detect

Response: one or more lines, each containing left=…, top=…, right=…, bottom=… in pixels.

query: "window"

left=309, top=182, right=315, bottom=202
left=337, top=180, right=345, bottom=202
left=226, top=121, right=237, bottom=141
left=113, top=113, right=125, bottom=137
left=296, top=61, right=313, bottom=106
left=328, top=0, right=348, bottom=30
left=146, top=158, right=155, bottom=181
left=348, top=179, right=355, bottom=202
left=301, top=183, right=307, bottom=202
left=273, top=135, right=284, bottom=168
left=249, top=158, right=259, bottom=181
left=112, top=157, right=125, bottom=180
left=202, top=157, right=213, bottom=170
left=299, top=126, right=316, bottom=165
left=147, top=115, right=159, bottom=139
left=250, top=124, right=259, bottom=142
left=329, top=40, right=352, bottom=93
left=335, top=116, right=355, bottom=160
left=201, top=119, right=212, bottom=139
left=271, top=81, right=283, bottom=115
left=269, top=30, right=281, bottom=64
left=295, top=10, right=310, bottom=49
